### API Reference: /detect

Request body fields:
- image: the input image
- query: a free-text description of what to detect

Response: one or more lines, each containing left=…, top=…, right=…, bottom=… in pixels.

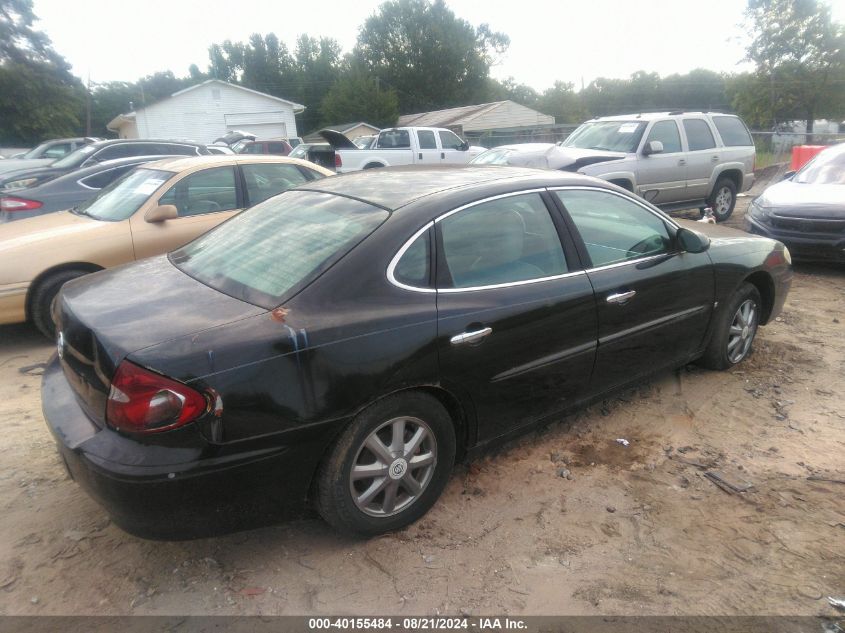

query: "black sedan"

left=0, top=155, right=172, bottom=223
left=747, top=142, right=845, bottom=262
left=42, top=167, right=792, bottom=539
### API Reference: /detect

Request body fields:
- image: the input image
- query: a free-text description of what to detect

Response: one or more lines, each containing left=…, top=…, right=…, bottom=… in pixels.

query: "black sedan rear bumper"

left=746, top=216, right=845, bottom=262
left=41, top=356, right=319, bottom=540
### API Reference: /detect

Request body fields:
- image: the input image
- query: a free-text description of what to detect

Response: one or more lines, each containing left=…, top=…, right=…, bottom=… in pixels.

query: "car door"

left=635, top=119, right=687, bottom=204
left=415, top=130, right=441, bottom=165
left=433, top=190, right=598, bottom=442
left=438, top=130, right=471, bottom=165
left=552, top=187, right=714, bottom=393
left=129, top=166, right=242, bottom=260
left=681, top=118, right=720, bottom=200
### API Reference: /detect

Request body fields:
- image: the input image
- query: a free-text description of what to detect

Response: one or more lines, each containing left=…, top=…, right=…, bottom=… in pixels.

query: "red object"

left=334, top=153, right=342, bottom=168
left=106, top=361, right=208, bottom=434
left=0, top=197, right=43, bottom=212
left=790, top=145, right=826, bottom=171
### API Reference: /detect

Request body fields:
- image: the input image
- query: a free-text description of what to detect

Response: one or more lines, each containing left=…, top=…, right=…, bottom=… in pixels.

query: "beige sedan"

left=0, top=154, right=333, bottom=337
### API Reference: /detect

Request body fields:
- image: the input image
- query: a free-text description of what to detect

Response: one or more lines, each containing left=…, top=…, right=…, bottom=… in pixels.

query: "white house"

left=107, top=80, right=305, bottom=143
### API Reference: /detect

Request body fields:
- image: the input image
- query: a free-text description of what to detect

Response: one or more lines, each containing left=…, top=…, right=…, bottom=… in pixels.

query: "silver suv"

left=559, top=112, right=756, bottom=221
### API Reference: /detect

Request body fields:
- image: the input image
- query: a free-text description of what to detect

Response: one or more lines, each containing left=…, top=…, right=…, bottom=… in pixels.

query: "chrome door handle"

left=607, top=290, right=636, bottom=304
left=678, top=159, right=686, bottom=166
left=711, top=155, right=719, bottom=162
left=450, top=327, right=492, bottom=346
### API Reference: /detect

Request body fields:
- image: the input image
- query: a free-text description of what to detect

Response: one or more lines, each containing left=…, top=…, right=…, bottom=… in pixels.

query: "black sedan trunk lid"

left=55, top=256, right=266, bottom=425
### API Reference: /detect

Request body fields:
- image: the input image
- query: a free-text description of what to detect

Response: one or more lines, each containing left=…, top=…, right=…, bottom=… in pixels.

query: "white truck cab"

left=321, top=127, right=485, bottom=173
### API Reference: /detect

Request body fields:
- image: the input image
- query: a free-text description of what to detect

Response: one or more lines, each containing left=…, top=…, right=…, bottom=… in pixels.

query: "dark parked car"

left=746, top=142, right=845, bottom=262
left=0, top=139, right=209, bottom=191
left=0, top=137, right=100, bottom=175
left=42, top=167, right=791, bottom=539
left=235, top=139, right=293, bottom=156
left=0, top=155, right=172, bottom=223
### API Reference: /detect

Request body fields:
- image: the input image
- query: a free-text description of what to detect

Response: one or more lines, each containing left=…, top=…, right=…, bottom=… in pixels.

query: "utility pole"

left=86, top=72, right=92, bottom=136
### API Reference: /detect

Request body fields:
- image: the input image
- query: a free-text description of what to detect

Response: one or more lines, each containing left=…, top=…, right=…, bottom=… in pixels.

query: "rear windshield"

left=712, top=116, right=753, bottom=146
left=52, top=144, right=97, bottom=168
left=794, top=146, right=845, bottom=185
left=74, top=168, right=172, bottom=221
left=170, top=190, right=389, bottom=308
left=562, top=121, right=646, bottom=153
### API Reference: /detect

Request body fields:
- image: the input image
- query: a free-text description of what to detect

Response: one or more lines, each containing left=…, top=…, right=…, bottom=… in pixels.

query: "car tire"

left=708, top=178, right=737, bottom=222
left=699, top=282, right=762, bottom=370
left=31, top=269, right=89, bottom=339
left=315, top=392, right=456, bottom=536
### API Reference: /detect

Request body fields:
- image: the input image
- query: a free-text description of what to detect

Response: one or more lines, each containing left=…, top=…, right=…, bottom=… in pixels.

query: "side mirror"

left=676, top=227, right=710, bottom=253
left=460, top=140, right=470, bottom=151
left=642, top=140, right=664, bottom=156
left=781, top=170, right=796, bottom=181
left=145, top=204, right=178, bottom=223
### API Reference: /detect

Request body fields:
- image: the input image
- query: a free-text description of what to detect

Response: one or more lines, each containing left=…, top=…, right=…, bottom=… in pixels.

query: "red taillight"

left=106, top=361, right=208, bottom=434
left=0, top=197, right=43, bottom=212
left=334, top=153, right=342, bottom=168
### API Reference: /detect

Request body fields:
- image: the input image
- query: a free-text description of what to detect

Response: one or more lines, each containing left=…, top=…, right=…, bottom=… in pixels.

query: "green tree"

left=354, top=0, right=509, bottom=113
left=743, top=0, right=845, bottom=135
left=536, top=81, right=586, bottom=124
left=0, top=0, right=83, bottom=144
left=319, top=65, right=399, bottom=129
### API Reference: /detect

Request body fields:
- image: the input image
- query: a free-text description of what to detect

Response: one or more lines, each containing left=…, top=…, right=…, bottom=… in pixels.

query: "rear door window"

left=712, top=116, right=753, bottom=146
left=417, top=130, right=437, bottom=149
left=392, top=229, right=431, bottom=288
left=242, top=163, right=311, bottom=205
left=683, top=119, right=717, bottom=151
left=158, top=167, right=238, bottom=216
left=438, top=193, right=567, bottom=289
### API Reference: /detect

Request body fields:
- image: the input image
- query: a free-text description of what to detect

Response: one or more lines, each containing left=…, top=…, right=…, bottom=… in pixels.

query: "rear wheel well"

left=363, top=163, right=384, bottom=170
left=712, top=169, right=742, bottom=194
left=26, top=262, right=103, bottom=321
left=743, top=271, right=775, bottom=324
left=306, top=385, right=470, bottom=505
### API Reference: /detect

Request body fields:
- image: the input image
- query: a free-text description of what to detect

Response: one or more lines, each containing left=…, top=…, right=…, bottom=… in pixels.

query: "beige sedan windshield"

left=76, top=168, right=171, bottom=221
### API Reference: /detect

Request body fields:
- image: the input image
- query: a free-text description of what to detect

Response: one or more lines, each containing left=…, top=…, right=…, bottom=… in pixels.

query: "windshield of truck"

left=562, top=121, right=646, bottom=153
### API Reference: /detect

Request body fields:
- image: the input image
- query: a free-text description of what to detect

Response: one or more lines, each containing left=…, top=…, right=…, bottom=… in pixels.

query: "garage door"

left=226, top=122, right=287, bottom=139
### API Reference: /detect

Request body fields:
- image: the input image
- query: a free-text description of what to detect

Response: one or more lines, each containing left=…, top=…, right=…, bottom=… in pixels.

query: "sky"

left=31, top=0, right=845, bottom=93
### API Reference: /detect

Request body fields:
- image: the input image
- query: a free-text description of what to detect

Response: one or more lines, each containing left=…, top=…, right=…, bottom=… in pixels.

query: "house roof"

left=106, top=80, right=305, bottom=132
left=397, top=100, right=553, bottom=131
left=170, top=80, right=305, bottom=112
left=303, top=121, right=380, bottom=141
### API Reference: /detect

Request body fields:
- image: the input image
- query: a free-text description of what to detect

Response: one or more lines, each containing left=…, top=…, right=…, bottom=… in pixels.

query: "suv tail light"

left=107, top=361, right=208, bottom=434
left=334, top=153, right=342, bottom=168
left=1, top=197, right=43, bottom=212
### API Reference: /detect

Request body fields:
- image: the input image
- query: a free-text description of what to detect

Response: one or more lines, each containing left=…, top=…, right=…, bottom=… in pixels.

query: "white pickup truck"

left=320, top=127, right=485, bottom=173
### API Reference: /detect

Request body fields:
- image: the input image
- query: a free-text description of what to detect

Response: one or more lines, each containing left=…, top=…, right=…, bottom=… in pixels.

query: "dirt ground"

left=0, top=176, right=843, bottom=617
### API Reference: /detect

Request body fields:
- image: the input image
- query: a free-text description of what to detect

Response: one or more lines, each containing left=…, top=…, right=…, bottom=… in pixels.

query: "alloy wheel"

left=727, top=299, right=757, bottom=363
left=714, top=186, right=733, bottom=216
left=349, top=416, right=437, bottom=517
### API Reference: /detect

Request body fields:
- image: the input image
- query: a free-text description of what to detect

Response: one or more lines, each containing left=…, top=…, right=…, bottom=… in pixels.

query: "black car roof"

left=89, top=138, right=206, bottom=148
left=298, top=165, right=603, bottom=211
